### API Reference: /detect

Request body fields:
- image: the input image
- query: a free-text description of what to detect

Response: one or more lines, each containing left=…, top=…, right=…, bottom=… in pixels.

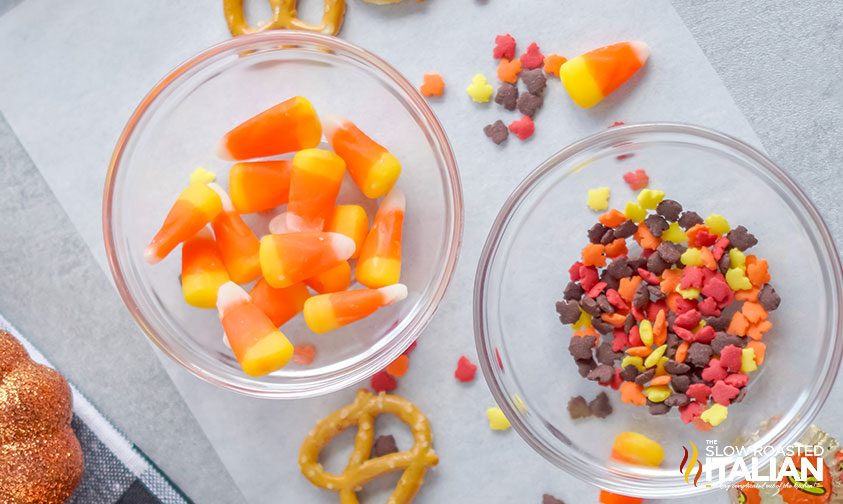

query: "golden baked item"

left=0, top=330, right=83, bottom=503
left=223, top=0, right=346, bottom=36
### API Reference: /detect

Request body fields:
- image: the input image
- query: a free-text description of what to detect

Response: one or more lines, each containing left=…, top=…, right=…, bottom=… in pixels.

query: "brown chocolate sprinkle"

left=484, top=120, right=509, bottom=145
left=726, top=225, right=758, bottom=251
left=671, top=374, right=691, bottom=393
left=589, top=391, right=613, bottom=418
left=587, top=364, right=614, bottom=384
left=656, top=199, right=682, bottom=221
left=521, top=69, right=547, bottom=95
left=517, top=92, right=544, bottom=117
left=567, top=395, right=592, bottom=419
left=686, top=343, right=713, bottom=367
left=556, top=300, right=581, bottom=324
left=568, top=335, right=596, bottom=360
left=543, top=494, right=566, bottom=504
left=494, top=83, right=518, bottom=110
left=759, top=284, right=781, bottom=311
left=678, top=211, right=703, bottom=229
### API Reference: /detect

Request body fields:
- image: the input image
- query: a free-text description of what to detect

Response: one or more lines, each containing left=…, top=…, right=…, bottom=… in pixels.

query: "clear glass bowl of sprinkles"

left=103, top=32, right=462, bottom=398
left=474, top=123, right=843, bottom=498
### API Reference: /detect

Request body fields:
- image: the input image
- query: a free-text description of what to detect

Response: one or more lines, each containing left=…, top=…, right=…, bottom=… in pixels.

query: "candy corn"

left=228, top=160, right=292, bottom=214
left=356, top=189, right=404, bottom=288
left=145, top=182, right=224, bottom=264
left=326, top=205, right=369, bottom=259
left=211, top=189, right=261, bottom=284
left=181, top=228, right=230, bottom=308
left=216, top=282, right=293, bottom=376
left=259, top=232, right=355, bottom=288
left=216, top=96, right=322, bottom=160
left=324, top=116, right=401, bottom=199
left=559, top=41, right=650, bottom=108
left=305, top=261, right=352, bottom=294
left=286, top=149, right=346, bottom=232
left=249, top=278, right=310, bottom=327
left=303, top=284, right=408, bottom=333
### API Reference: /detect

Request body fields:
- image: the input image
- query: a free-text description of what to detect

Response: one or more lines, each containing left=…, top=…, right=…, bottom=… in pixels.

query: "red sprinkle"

left=686, top=383, right=712, bottom=403
left=568, top=261, right=583, bottom=281
left=702, top=358, right=729, bottom=382
left=693, top=325, right=716, bottom=344
left=371, top=370, right=397, bottom=393
left=612, top=329, right=629, bottom=352
left=725, top=373, right=749, bottom=388
left=454, top=355, right=478, bottom=382
left=674, top=309, right=701, bottom=329
left=637, top=268, right=660, bottom=285
left=509, top=115, right=535, bottom=140
left=578, top=265, right=599, bottom=291
left=587, top=281, right=608, bottom=298
left=698, top=297, right=721, bottom=317
left=519, top=42, right=545, bottom=69
left=718, top=345, right=743, bottom=372
left=680, top=402, right=704, bottom=424
left=628, top=325, right=642, bottom=346
left=622, top=169, right=649, bottom=190
left=606, top=289, right=628, bottom=310
left=711, top=380, right=741, bottom=406
left=493, top=34, right=516, bottom=60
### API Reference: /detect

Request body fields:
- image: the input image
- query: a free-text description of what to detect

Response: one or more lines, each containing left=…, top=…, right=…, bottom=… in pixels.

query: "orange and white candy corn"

left=305, top=261, right=352, bottom=294
left=211, top=189, right=262, bottom=284
left=559, top=41, right=650, bottom=108
left=216, top=96, right=322, bottom=161
left=326, top=205, right=369, bottom=259
left=286, top=149, right=346, bottom=232
left=145, top=182, right=224, bottom=264
left=303, top=284, right=408, bottom=334
left=217, top=282, right=293, bottom=376
left=228, top=160, right=292, bottom=214
left=259, top=232, right=355, bottom=288
left=356, top=189, right=404, bottom=288
left=324, top=116, right=401, bottom=199
left=181, top=228, right=230, bottom=308
left=249, top=278, right=310, bottom=327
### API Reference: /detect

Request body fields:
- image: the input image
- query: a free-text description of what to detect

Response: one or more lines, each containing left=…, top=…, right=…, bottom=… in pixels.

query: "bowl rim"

left=103, top=31, right=463, bottom=399
left=473, top=121, right=843, bottom=497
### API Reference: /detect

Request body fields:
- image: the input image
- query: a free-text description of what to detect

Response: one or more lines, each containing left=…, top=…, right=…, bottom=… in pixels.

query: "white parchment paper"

left=0, top=1, right=765, bottom=502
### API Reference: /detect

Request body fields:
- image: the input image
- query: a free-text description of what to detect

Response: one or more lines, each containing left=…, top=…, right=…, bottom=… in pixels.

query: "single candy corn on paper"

left=356, top=189, right=405, bottom=288
left=145, top=182, right=224, bottom=264
left=216, top=282, right=294, bottom=376
left=303, top=284, right=408, bottom=334
left=216, top=96, right=322, bottom=160
left=181, top=228, right=230, bottom=308
left=324, top=116, right=402, bottom=199
left=211, top=188, right=261, bottom=284
left=259, top=232, right=355, bottom=288
left=249, top=278, right=310, bottom=328
left=286, top=148, right=346, bottom=232
left=559, top=41, right=650, bottom=108
left=610, top=431, right=664, bottom=467
left=305, top=261, right=352, bottom=294
left=486, top=407, right=511, bottom=431
left=326, top=205, right=369, bottom=259
left=228, top=160, right=292, bottom=214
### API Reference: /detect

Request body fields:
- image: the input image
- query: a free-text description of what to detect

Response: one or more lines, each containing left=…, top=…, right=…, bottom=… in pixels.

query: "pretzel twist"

left=299, top=390, right=439, bottom=504
left=223, top=0, right=346, bottom=36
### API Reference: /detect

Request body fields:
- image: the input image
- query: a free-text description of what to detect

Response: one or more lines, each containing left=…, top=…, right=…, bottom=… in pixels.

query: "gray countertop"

left=0, top=1, right=840, bottom=503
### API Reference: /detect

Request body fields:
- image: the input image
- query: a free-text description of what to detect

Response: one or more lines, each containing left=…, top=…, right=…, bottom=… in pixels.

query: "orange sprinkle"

left=543, top=54, right=567, bottom=76
left=497, top=58, right=522, bottom=84
left=573, top=327, right=599, bottom=337
left=741, top=302, right=768, bottom=324
left=747, top=320, right=773, bottom=341
left=582, top=243, right=607, bottom=267
left=604, top=238, right=628, bottom=258
left=675, top=341, right=689, bottom=363
left=660, top=269, right=681, bottom=295
left=649, top=375, right=671, bottom=387
left=699, top=246, right=717, bottom=270
left=618, top=276, right=643, bottom=303
left=746, top=340, right=766, bottom=365
left=420, top=73, right=445, bottom=97
left=386, top=354, right=410, bottom=378
left=666, top=292, right=683, bottom=313
left=727, top=311, right=750, bottom=337
left=653, top=309, right=667, bottom=346
left=598, top=490, right=644, bottom=504
left=598, top=209, right=627, bottom=228
left=602, top=312, right=628, bottom=327
left=634, top=222, right=661, bottom=250
left=747, top=258, right=770, bottom=287
left=685, top=224, right=709, bottom=247
left=693, top=417, right=714, bottom=432
left=735, top=287, right=759, bottom=302
left=619, top=381, right=646, bottom=406
left=626, top=346, right=652, bottom=357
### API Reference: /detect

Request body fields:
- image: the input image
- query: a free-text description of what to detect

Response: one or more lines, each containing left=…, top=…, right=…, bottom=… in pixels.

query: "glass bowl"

left=474, top=123, right=842, bottom=498
left=103, top=32, right=462, bottom=399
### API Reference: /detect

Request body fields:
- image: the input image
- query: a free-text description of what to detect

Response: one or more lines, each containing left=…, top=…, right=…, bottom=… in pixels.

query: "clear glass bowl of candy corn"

left=474, top=123, right=843, bottom=498
left=104, top=32, right=462, bottom=398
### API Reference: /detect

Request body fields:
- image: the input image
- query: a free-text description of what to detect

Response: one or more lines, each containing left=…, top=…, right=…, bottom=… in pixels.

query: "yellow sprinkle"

left=189, top=167, right=216, bottom=185
left=729, top=248, right=746, bottom=270
left=655, top=356, right=670, bottom=376
left=700, top=404, right=729, bottom=426
left=741, top=348, right=758, bottom=373
left=644, top=385, right=672, bottom=403
left=621, top=356, right=645, bottom=372
left=694, top=320, right=707, bottom=332
left=466, top=74, right=494, bottom=103
left=624, top=202, right=647, bottom=223
left=486, top=407, right=511, bottom=431
left=661, top=222, right=688, bottom=243
left=675, top=286, right=700, bottom=300
left=637, top=189, right=665, bottom=210
left=704, top=214, right=730, bottom=235
left=680, top=247, right=704, bottom=266
left=644, top=344, right=667, bottom=368
left=587, top=187, right=611, bottom=211
left=639, top=320, right=654, bottom=346
left=726, top=268, right=753, bottom=291
left=572, top=309, right=592, bottom=330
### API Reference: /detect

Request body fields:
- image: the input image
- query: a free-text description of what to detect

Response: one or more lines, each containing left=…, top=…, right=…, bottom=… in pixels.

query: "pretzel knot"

left=223, top=0, right=346, bottom=37
left=299, top=390, right=439, bottom=504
